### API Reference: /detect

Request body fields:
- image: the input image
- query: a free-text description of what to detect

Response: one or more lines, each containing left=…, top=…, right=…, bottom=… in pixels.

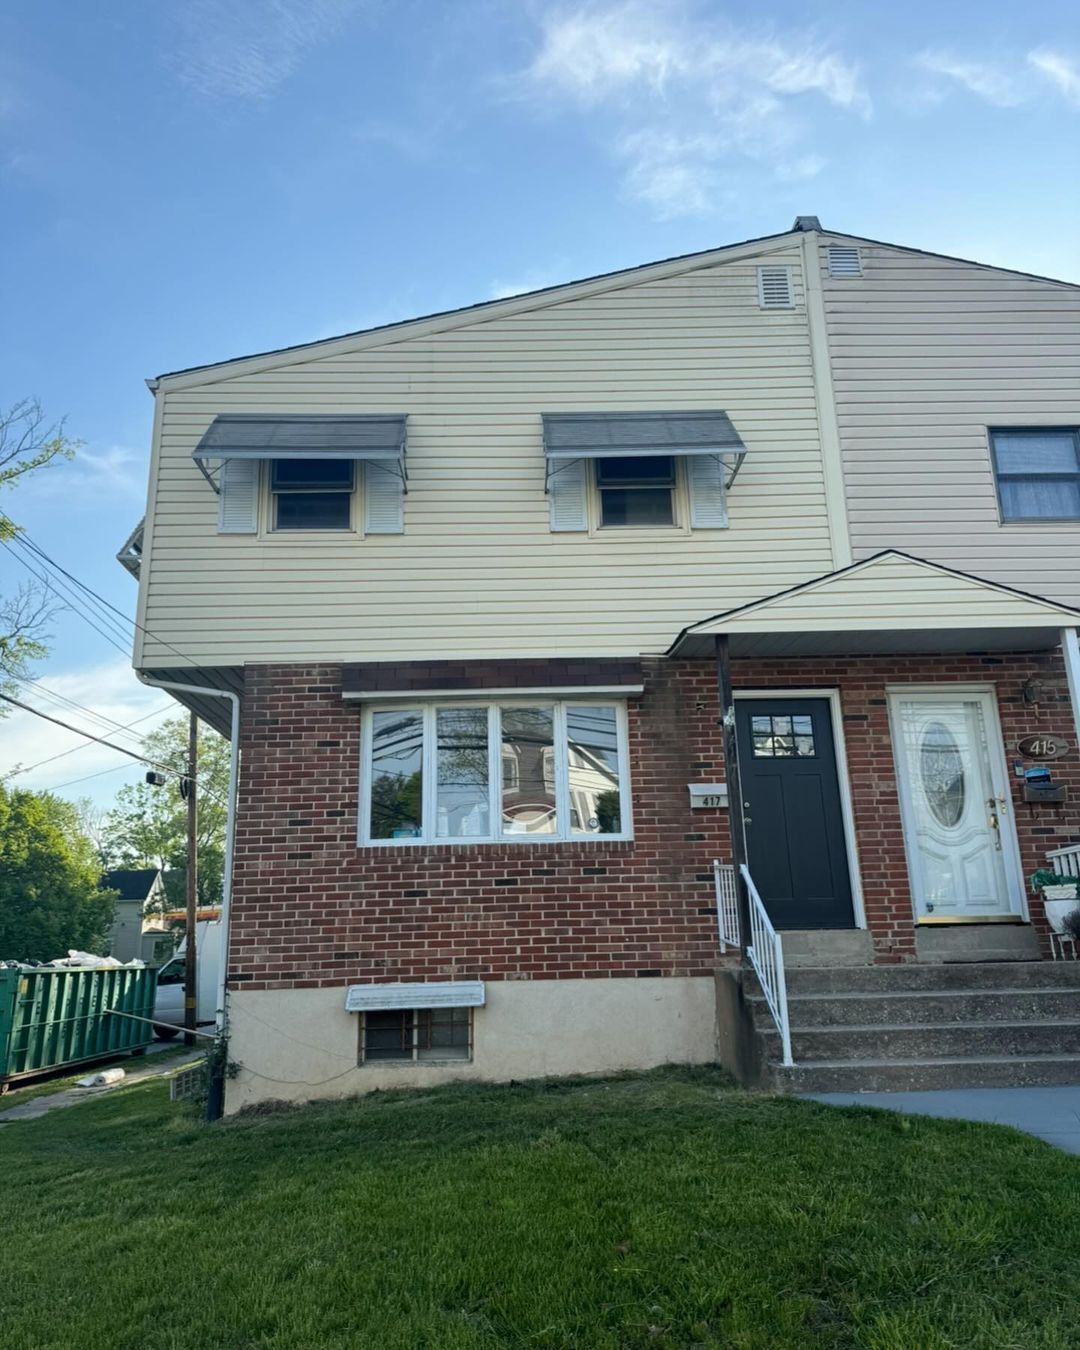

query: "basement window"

left=271, top=458, right=354, bottom=530
left=360, top=1007, right=472, bottom=1063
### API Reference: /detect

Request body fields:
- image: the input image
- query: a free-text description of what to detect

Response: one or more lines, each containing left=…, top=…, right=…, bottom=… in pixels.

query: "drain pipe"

left=136, top=674, right=240, bottom=1038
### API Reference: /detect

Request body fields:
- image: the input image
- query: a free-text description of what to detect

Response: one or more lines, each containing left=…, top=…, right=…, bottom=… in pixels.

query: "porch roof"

left=668, top=551, right=1080, bottom=659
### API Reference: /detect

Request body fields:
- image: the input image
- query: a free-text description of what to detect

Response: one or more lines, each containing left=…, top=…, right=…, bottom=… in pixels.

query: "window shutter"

left=688, top=455, right=728, bottom=529
left=549, top=457, right=589, bottom=532
left=364, top=459, right=404, bottom=534
left=218, top=458, right=258, bottom=534
left=757, top=265, right=793, bottom=308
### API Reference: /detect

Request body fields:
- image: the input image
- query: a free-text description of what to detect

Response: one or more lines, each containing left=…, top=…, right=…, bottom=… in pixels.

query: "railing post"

left=715, top=635, right=751, bottom=961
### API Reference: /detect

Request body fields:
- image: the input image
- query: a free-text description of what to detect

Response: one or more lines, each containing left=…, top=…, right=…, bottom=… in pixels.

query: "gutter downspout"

left=136, top=675, right=239, bottom=1036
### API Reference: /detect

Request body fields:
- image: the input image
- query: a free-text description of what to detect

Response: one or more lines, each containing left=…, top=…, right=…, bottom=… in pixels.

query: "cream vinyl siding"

left=688, top=554, right=1080, bottom=636
left=139, top=247, right=834, bottom=665
left=821, top=239, right=1080, bottom=603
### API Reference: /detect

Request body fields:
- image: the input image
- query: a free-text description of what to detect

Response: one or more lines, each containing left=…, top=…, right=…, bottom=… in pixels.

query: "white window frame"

left=263, top=460, right=357, bottom=536
left=358, top=699, right=634, bottom=846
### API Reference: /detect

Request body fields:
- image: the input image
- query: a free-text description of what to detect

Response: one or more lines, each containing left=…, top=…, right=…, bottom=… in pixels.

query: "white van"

left=153, top=920, right=223, bottom=1035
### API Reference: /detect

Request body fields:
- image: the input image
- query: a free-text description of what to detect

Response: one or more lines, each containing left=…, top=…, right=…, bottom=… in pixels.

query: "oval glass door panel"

left=920, top=721, right=965, bottom=828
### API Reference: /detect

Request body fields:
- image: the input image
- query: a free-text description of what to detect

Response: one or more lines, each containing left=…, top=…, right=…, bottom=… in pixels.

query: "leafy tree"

left=0, top=400, right=78, bottom=702
left=102, top=717, right=229, bottom=912
left=0, top=783, right=116, bottom=961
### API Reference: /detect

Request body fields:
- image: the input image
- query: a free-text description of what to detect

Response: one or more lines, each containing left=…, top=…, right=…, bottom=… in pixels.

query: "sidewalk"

left=0, top=1048, right=204, bottom=1123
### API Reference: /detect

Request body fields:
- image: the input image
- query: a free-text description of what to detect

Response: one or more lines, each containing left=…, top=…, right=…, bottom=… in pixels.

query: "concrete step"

left=777, top=929, right=875, bottom=968
left=776, top=961, right=1080, bottom=996
left=773, top=1054, right=1080, bottom=1094
left=762, top=1019, right=1080, bottom=1062
left=750, top=987, right=1080, bottom=1028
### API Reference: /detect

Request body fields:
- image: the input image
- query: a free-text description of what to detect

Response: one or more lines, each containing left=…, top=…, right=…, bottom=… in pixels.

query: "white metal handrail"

left=713, top=861, right=740, bottom=952
left=713, top=861, right=793, bottom=1066
left=1048, top=844, right=1080, bottom=878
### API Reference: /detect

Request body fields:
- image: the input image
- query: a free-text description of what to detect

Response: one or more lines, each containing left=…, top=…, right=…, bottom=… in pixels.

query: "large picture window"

left=989, top=429, right=1080, bottom=522
left=360, top=701, right=631, bottom=845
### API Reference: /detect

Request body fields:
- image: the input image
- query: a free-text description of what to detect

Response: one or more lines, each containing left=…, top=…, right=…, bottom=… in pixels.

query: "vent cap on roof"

left=757, top=265, right=794, bottom=309
left=827, top=244, right=862, bottom=277
left=792, top=215, right=822, bottom=232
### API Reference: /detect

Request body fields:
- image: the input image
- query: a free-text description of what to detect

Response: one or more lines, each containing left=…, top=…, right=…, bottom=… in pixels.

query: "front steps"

left=743, top=960, right=1080, bottom=1093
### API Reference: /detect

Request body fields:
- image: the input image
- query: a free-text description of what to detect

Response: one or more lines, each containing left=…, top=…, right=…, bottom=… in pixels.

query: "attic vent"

left=757, top=266, right=793, bottom=309
left=827, top=244, right=862, bottom=278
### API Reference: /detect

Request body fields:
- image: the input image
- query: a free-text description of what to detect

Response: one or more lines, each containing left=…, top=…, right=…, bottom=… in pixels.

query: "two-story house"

left=124, top=217, right=1080, bottom=1111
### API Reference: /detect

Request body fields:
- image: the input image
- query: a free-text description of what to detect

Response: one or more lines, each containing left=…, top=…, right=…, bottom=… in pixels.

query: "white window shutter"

left=688, top=455, right=728, bottom=529
left=218, top=458, right=258, bottom=534
left=364, top=459, right=404, bottom=534
left=549, top=458, right=588, bottom=532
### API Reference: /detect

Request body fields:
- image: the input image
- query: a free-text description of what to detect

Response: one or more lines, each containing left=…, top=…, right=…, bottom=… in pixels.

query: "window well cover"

left=542, top=411, right=744, bottom=460
left=193, top=414, right=406, bottom=462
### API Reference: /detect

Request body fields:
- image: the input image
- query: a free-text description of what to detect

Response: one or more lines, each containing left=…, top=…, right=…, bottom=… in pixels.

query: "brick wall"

left=228, top=651, right=1080, bottom=990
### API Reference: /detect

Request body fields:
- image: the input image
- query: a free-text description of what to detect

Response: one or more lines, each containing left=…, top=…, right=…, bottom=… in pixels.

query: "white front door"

left=890, top=690, right=1024, bottom=921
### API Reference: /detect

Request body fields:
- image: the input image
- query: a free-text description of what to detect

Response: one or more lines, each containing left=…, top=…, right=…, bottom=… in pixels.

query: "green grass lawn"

left=1, top=1067, right=1076, bottom=1349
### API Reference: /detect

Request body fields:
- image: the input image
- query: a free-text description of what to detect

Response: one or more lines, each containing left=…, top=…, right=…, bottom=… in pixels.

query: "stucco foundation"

left=224, top=975, right=718, bottom=1113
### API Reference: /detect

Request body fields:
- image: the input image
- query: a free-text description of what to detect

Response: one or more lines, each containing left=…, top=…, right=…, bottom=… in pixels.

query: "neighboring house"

left=102, top=868, right=172, bottom=964
left=123, top=217, right=1080, bottom=1110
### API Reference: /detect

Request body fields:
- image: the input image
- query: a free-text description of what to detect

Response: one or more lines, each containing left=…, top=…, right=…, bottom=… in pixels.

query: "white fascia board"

left=343, top=685, right=645, bottom=701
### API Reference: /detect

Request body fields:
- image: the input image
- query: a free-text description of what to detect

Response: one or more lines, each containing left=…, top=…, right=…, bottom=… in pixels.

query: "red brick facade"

left=228, top=652, right=1080, bottom=992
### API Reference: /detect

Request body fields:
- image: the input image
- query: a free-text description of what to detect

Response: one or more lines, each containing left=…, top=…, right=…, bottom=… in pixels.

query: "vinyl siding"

left=139, top=246, right=834, bottom=665
left=694, top=555, right=1079, bottom=635
left=822, top=239, right=1080, bottom=603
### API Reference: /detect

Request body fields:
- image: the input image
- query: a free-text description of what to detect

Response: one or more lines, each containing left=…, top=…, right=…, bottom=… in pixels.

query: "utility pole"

left=184, top=712, right=198, bottom=1048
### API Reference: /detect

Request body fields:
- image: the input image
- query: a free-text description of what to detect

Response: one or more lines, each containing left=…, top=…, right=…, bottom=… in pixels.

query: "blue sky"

left=2, top=0, right=1079, bottom=804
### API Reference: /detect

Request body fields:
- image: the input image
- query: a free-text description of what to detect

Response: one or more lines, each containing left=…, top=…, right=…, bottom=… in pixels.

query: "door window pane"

left=369, top=711, right=423, bottom=839
left=501, top=707, right=557, bottom=834
left=567, top=705, right=622, bottom=834
left=436, top=708, right=490, bottom=839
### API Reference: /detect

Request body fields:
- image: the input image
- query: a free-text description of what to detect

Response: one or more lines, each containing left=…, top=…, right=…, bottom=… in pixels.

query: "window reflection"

left=501, top=707, right=557, bottom=834
left=567, top=706, right=622, bottom=834
left=369, top=711, right=423, bottom=839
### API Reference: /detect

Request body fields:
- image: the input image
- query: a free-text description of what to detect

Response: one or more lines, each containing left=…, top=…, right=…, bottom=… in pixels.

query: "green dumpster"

left=0, top=965, right=158, bottom=1088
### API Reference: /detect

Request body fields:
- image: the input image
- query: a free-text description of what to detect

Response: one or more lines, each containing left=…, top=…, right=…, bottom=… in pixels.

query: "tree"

left=102, top=716, right=229, bottom=912
left=0, top=783, right=116, bottom=961
left=0, top=400, right=78, bottom=701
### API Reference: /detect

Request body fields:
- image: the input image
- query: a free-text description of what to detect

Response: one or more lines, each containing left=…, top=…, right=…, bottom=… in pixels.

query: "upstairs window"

left=271, top=459, right=354, bottom=531
left=990, top=429, right=1080, bottom=522
left=596, top=456, right=676, bottom=527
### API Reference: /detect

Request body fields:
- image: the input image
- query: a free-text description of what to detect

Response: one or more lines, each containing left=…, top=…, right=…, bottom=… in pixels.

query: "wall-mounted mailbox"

left=688, top=783, right=728, bottom=809
left=1023, top=765, right=1067, bottom=804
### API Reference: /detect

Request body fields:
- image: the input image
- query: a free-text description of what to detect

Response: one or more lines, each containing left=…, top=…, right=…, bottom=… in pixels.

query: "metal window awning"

left=542, top=411, right=746, bottom=489
left=344, top=981, right=486, bottom=1013
left=192, top=414, right=407, bottom=492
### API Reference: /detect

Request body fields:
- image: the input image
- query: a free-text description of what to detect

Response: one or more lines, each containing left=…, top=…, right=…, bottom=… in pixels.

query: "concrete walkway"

left=808, top=1086, right=1080, bottom=1154
left=0, top=1048, right=204, bottom=1123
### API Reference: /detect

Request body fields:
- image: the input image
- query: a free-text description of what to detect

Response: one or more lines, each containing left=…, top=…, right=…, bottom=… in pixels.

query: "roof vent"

left=827, top=244, right=862, bottom=278
left=757, top=265, right=794, bottom=309
left=792, top=215, right=822, bottom=232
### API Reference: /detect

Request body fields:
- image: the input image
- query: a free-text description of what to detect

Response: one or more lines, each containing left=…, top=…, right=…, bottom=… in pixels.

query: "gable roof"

left=669, top=551, right=1080, bottom=659
left=150, top=221, right=1080, bottom=391
left=102, top=868, right=162, bottom=902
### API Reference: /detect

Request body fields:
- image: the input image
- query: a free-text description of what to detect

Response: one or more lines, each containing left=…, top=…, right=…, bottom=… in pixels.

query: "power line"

left=0, top=691, right=191, bottom=779
left=1, top=536, right=133, bottom=657
left=6, top=703, right=174, bottom=778
left=25, top=680, right=170, bottom=744
left=48, top=761, right=147, bottom=792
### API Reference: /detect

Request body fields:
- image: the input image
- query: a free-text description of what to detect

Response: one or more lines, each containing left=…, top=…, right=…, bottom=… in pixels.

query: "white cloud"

left=917, top=47, right=1080, bottom=110
left=170, top=0, right=363, bottom=101
left=518, top=3, right=863, bottom=216
left=1, top=660, right=174, bottom=804
left=1028, top=49, right=1080, bottom=106
left=20, top=445, right=147, bottom=506
left=915, top=52, right=1024, bottom=107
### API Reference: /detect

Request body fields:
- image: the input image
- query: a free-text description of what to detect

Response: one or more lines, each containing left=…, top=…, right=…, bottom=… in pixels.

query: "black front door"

left=735, top=697, right=854, bottom=930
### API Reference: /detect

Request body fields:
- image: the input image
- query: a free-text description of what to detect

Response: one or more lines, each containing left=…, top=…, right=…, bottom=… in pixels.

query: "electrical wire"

left=0, top=691, right=191, bottom=779
left=6, top=703, right=174, bottom=778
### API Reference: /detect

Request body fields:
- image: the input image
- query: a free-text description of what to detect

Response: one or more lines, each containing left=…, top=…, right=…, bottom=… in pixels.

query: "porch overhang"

left=668, top=551, right=1080, bottom=659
